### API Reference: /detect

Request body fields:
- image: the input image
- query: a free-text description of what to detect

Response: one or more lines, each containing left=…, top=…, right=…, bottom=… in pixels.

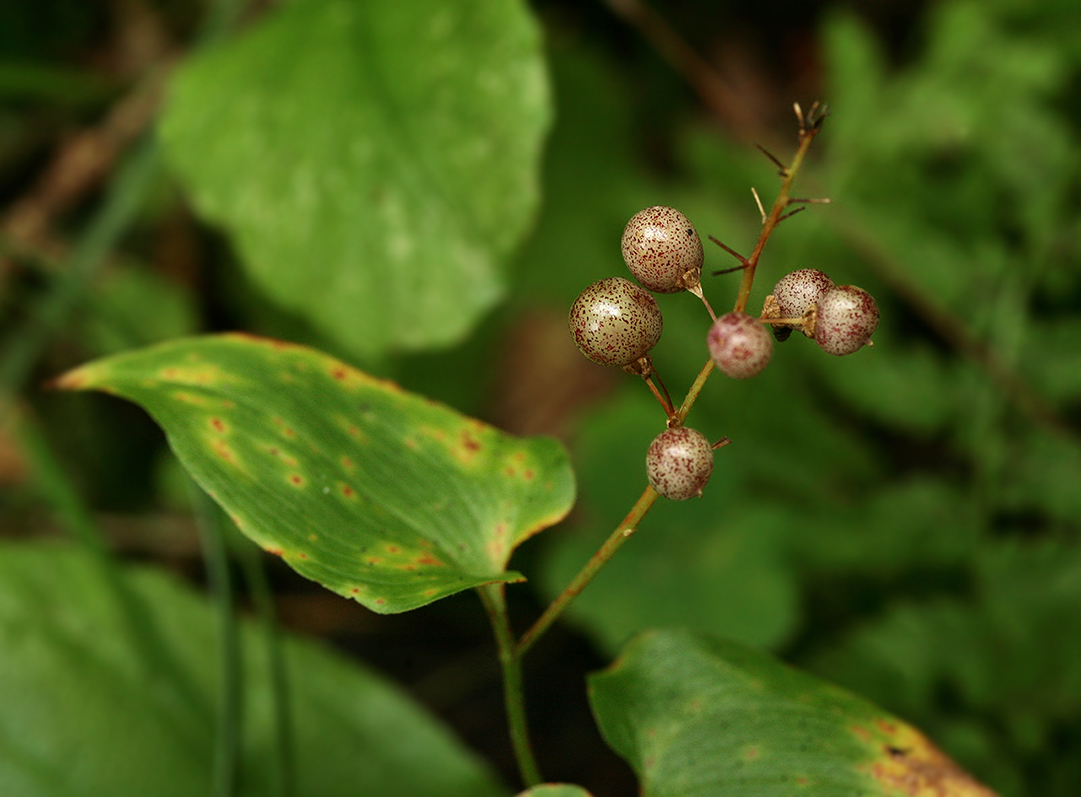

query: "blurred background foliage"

left=1, top=0, right=1080, bottom=795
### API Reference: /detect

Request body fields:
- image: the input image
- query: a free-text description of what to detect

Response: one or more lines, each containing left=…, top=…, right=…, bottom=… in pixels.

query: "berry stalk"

left=516, top=485, right=661, bottom=656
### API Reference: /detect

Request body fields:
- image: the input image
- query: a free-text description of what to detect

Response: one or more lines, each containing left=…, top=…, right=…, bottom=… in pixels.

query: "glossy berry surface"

left=707, top=311, right=773, bottom=379
left=568, top=277, right=663, bottom=366
left=646, top=427, right=714, bottom=500
left=815, top=285, right=879, bottom=355
left=773, top=268, right=834, bottom=328
left=620, top=206, right=704, bottom=293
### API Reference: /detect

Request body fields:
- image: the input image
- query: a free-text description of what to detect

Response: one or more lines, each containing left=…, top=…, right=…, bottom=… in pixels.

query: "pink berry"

left=772, top=268, right=834, bottom=334
left=620, top=206, right=704, bottom=293
left=568, top=277, right=663, bottom=366
left=814, top=285, right=879, bottom=356
left=646, top=427, right=714, bottom=500
left=706, top=311, right=773, bottom=379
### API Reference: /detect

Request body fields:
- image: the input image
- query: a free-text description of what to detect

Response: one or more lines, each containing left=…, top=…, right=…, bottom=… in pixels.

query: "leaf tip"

left=46, top=366, right=96, bottom=392
left=865, top=727, right=1000, bottom=797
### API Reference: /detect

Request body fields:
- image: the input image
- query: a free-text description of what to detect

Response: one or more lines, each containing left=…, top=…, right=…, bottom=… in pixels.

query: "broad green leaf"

left=55, top=334, right=575, bottom=613
left=0, top=541, right=508, bottom=797
left=160, top=0, right=550, bottom=359
left=516, top=786, right=593, bottom=797
left=589, top=630, right=998, bottom=797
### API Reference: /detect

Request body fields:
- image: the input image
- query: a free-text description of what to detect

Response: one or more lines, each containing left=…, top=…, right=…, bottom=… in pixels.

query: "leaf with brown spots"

left=588, top=630, right=1000, bottom=797
left=54, top=334, right=576, bottom=613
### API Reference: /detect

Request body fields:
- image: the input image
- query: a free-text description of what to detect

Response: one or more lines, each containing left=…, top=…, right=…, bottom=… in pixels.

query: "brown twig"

left=600, top=0, right=764, bottom=139
left=1, top=59, right=174, bottom=255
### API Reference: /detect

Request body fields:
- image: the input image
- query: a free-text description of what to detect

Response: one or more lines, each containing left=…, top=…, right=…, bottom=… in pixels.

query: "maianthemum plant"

left=51, top=87, right=995, bottom=793
left=16, top=0, right=1081, bottom=795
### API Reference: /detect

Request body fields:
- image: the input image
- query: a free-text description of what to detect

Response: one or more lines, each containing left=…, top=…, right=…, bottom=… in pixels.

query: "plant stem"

left=732, top=116, right=823, bottom=314
left=515, top=106, right=827, bottom=662
left=478, top=584, right=542, bottom=787
left=235, top=540, right=294, bottom=797
left=192, top=486, right=242, bottom=797
left=674, top=358, right=715, bottom=425
left=517, top=485, right=661, bottom=656
left=671, top=108, right=825, bottom=422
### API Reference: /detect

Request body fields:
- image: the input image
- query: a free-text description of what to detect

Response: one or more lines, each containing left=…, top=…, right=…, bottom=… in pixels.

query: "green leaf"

left=589, top=629, right=998, bottom=796
left=160, top=0, right=551, bottom=359
left=0, top=541, right=508, bottom=797
left=515, top=786, right=593, bottom=797
left=55, top=334, right=575, bottom=613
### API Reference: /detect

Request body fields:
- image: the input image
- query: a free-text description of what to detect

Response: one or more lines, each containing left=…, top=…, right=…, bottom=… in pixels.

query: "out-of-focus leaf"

left=589, top=629, right=998, bottom=797
left=807, top=540, right=1081, bottom=796
left=511, top=43, right=658, bottom=305
left=791, top=478, right=981, bottom=576
left=1025, top=318, right=1081, bottom=403
left=161, top=0, right=550, bottom=359
left=55, top=334, right=575, bottom=613
left=0, top=541, right=508, bottom=797
left=80, top=266, right=198, bottom=355
left=999, top=429, right=1081, bottom=523
left=817, top=343, right=959, bottom=436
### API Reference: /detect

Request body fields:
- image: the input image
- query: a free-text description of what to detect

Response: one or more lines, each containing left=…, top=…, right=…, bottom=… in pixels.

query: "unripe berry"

left=568, top=277, right=663, bottom=367
left=814, top=285, right=879, bottom=356
left=620, top=206, right=704, bottom=293
left=646, top=427, right=714, bottom=500
left=772, top=268, right=834, bottom=338
left=707, top=311, right=773, bottom=379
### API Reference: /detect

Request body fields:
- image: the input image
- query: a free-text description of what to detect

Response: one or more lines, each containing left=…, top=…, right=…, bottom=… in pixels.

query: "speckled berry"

left=569, top=277, right=663, bottom=366
left=646, top=427, right=714, bottom=500
left=772, top=268, right=834, bottom=337
left=814, top=285, right=879, bottom=356
left=707, top=311, right=773, bottom=379
left=620, top=206, right=704, bottom=293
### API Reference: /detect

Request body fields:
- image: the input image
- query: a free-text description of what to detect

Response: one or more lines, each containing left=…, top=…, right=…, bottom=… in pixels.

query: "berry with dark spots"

left=707, top=311, right=773, bottom=379
left=620, top=206, right=704, bottom=293
left=771, top=268, right=834, bottom=338
left=815, top=285, right=879, bottom=355
left=569, top=277, right=663, bottom=366
left=646, top=427, right=715, bottom=500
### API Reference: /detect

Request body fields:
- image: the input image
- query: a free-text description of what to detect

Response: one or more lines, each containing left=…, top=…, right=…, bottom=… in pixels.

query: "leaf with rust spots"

left=589, top=630, right=999, bottom=797
left=55, top=333, right=576, bottom=613
left=869, top=734, right=999, bottom=797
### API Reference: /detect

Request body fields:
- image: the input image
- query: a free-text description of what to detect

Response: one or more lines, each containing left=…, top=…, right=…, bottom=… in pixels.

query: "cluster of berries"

left=708, top=268, right=880, bottom=380
left=567, top=206, right=879, bottom=501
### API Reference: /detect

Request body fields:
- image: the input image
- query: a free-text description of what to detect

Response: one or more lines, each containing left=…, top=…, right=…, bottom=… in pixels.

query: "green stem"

left=674, top=358, right=715, bottom=425
left=517, top=485, right=661, bottom=657
left=478, top=584, right=541, bottom=787
left=192, top=487, right=242, bottom=797
left=236, top=541, right=294, bottom=797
